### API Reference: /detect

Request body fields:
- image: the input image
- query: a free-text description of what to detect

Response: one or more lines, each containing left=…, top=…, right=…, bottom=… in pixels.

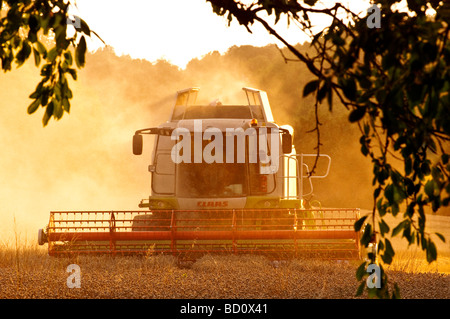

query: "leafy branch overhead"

left=0, top=0, right=96, bottom=126
left=206, top=0, right=449, bottom=298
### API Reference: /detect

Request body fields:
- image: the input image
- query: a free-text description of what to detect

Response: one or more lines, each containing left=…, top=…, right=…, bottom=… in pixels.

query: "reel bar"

left=45, top=208, right=361, bottom=259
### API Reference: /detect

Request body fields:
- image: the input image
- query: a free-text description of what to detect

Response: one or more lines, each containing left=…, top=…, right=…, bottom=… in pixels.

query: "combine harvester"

left=38, top=88, right=362, bottom=260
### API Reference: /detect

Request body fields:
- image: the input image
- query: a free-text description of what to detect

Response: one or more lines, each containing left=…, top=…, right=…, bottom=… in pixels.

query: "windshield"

left=176, top=162, right=248, bottom=197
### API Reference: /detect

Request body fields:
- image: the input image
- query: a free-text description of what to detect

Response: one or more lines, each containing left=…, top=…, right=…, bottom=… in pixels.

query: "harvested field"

left=0, top=247, right=448, bottom=299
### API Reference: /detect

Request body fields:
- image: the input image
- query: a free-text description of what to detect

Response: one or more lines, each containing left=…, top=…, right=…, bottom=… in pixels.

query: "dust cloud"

left=0, top=44, right=376, bottom=243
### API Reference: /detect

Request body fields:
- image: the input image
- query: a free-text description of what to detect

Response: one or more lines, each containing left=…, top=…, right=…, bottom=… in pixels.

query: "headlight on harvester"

left=256, top=199, right=279, bottom=208
left=139, top=198, right=177, bottom=209
left=148, top=199, right=172, bottom=209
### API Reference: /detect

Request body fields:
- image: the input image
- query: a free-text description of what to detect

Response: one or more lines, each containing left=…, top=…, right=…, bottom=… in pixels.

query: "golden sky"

left=70, top=0, right=372, bottom=68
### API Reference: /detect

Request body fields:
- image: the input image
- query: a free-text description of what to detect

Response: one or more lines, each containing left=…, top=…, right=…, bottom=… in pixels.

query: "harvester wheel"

left=38, top=228, right=47, bottom=245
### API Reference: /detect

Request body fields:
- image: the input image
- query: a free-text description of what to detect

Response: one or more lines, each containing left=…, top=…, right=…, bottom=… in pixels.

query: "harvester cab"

left=38, top=88, right=362, bottom=260
left=133, top=87, right=299, bottom=211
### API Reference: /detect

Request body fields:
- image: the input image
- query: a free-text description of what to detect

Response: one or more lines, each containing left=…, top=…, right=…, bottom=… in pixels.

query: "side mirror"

left=133, top=134, right=143, bottom=155
left=282, top=132, right=292, bottom=154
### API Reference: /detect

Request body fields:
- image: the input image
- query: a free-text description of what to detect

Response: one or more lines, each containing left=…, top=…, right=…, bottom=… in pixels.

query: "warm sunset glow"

left=69, top=0, right=371, bottom=68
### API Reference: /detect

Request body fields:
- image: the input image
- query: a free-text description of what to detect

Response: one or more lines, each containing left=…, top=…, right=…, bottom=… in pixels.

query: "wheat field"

left=0, top=240, right=448, bottom=299
left=0, top=213, right=448, bottom=299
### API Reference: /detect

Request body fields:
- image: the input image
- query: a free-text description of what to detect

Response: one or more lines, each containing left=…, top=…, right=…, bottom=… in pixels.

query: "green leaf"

left=66, top=87, right=73, bottom=99
left=377, top=198, right=386, bottom=216
left=424, top=180, right=438, bottom=198
left=349, top=106, right=366, bottom=122
left=361, top=223, right=372, bottom=246
left=28, top=14, right=39, bottom=33
left=27, top=98, right=41, bottom=114
left=16, top=40, right=32, bottom=66
left=442, top=154, right=449, bottom=165
left=435, top=232, right=446, bottom=243
left=303, top=80, right=319, bottom=97
left=317, top=82, right=328, bottom=102
left=391, top=202, right=400, bottom=216
left=402, top=221, right=412, bottom=241
left=356, top=261, right=367, bottom=280
left=62, top=98, right=70, bottom=113
left=404, top=157, right=412, bottom=175
left=381, top=251, right=393, bottom=264
left=426, top=240, right=437, bottom=263
left=42, top=100, right=54, bottom=126
left=385, top=184, right=394, bottom=203
left=378, top=239, right=384, bottom=252
left=385, top=238, right=395, bottom=256
left=47, top=47, right=58, bottom=62
left=53, top=98, right=63, bottom=120
left=54, top=25, right=68, bottom=50
left=392, top=220, right=407, bottom=237
left=374, top=187, right=381, bottom=200
left=75, top=36, right=87, bottom=68
left=379, top=219, right=390, bottom=236
left=342, top=77, right=357, bottom=100
left=356, top=280, right=366, bottom=296
left=64, top=51, right=73, bottom=66
left=35, top=41, right=47, bottom=55
left=40, top=87, right=49, bottom=106
left=33, top=48, right=41, bottom=66
left=304, top=0, right=318, bottom=6
left=421, top=161, right=431, bottom=176
left=67, top=68, right=77, bottom=80
left=381, top=239, right=395, bottom=264
left=331, top=32, right=345, bottom=46
left=79, top=18, right=91, bottom=36
left=29, top=81, right=44, bottom=99
left=354, top=215, right=368, bottom=232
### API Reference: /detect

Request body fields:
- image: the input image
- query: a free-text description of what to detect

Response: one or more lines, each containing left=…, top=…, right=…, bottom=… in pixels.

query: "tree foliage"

left=206, top=0, right=449, bottom=298
left=0, top=0, right=94, bottom=125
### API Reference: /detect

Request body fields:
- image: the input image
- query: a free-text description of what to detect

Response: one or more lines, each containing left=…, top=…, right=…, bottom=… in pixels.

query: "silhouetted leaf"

left=356, top=280, right=366, bottom=296
left=379, top=219, right=390, bottom=236
left=47, top=47, right=58, bottom=62
left=27, top=98, right=41, bottom=114
left=303, top=79, right=319, bottom=97
left=426, top=240, right=437, bottom=263
left=33, top=48, right=40, bottom=66
left=349, top=107, right=366, bottom=122
left=80, top=18, right=91, bottom=36
left=304, top=0, right=318, bottom=6
left=354, top=215, right=367, bottom=232
left=435, top=232, right=445, bottom=243
left=341, top=77, right=357, bottom=100
left=392, top=220, right=407, bottom=237
left=317, top=82, right=328, bottom=102
left=356, top=261, right=367, bottom=280
left=361, top=223, right=372, bottom=246
left=75, top=36, right=86, bottom=68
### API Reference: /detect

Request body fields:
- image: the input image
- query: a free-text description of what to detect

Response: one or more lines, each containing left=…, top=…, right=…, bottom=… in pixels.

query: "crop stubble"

left=0, top=250, right=448, bottom=299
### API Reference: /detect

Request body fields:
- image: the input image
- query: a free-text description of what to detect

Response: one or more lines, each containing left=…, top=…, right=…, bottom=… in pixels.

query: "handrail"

left=281, top=153, right=332, bottom=200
